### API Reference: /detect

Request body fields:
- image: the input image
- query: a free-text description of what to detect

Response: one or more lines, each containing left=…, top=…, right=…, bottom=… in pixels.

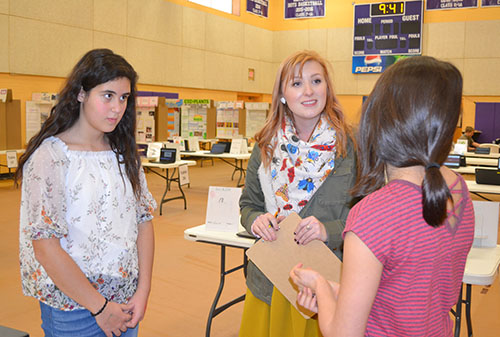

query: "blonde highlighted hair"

left=255, top=50, right=351, bottom=169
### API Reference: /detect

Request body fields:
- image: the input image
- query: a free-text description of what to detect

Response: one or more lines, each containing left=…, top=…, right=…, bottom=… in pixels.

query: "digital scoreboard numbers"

left=371, top=2, right=405, bottom=16
left=352, top=0, right=423, bottom=74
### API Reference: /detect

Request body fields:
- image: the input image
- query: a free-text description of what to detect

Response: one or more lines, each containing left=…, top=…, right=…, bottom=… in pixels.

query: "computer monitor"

left=163, top=142, right=181, bottom=162
left=444, top=154, right=461, bottom=168
left=210, top=143, right=226, bottom=154
left=475, top=147, right=491, bottom=155
left=159, top=148, right=176, bottom=164
left=475, top=168, right=500, bottom=186
left=217, top=141, right=232, bottom=153
left=137, top=143, right=148, bottom=157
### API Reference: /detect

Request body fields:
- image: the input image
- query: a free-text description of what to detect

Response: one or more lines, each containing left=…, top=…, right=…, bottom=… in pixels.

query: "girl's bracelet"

left=91, top=298, right=109, bottom=317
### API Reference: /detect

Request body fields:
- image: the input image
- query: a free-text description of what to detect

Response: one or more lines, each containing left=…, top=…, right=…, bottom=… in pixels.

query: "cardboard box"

left=0, top=103, right=6, bottom=150
left=238, top=108, right=246, bottom=137
left=206, top=106, right=217, bottom=139
left=155, top=97, right=168, bottom=141
left=7, top=100, right=22, bottom=149
left=0, top=100, right=22, bottom=150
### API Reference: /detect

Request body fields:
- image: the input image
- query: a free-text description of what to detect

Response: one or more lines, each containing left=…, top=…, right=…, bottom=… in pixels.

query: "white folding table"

left=465, top=180, right=500, bottom=201
left=142, top=160, right=196, bottom=215
left=184, top=224, right=254, bottom=337
left=186, top=221, right=500, bottom=337
left=454, top=245, right=500, bottom=337
left=181, top=151, right=251, bottom=187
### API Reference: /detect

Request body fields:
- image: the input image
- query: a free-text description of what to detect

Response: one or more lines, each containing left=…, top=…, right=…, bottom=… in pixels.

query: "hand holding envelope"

left=246, top=212, right=342, bottom=318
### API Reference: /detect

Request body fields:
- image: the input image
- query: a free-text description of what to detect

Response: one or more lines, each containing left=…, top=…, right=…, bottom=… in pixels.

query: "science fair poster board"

left=180, top=99, right=211, bottom=139
left=284, top=0, right=325, bottom=19
left=245, top=102, right=269, bottom=138
left=216, top=101, right=244, bottom=138
left=136, top=96, right=158, bottom=143
left=164, top=99, right=182, bottom=138
left=352, top=0, right=423, bottom=74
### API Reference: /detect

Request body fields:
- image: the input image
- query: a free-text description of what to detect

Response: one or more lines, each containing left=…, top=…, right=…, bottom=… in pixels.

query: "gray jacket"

left=240, top=140, right=357, bottom=304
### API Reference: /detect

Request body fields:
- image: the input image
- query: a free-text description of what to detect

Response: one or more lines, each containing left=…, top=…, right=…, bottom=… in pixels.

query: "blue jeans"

left=40, top=302, right=139, bottom=337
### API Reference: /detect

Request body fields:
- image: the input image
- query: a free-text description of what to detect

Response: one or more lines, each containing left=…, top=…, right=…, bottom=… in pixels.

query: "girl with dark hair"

left=17, top=49, right=156, bottom=337
left=239, top=50, right=357, bottom=337
left=290, top=56, right=475, bottom=336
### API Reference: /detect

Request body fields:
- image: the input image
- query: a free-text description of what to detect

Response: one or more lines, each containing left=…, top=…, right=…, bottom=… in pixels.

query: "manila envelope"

left=246, top=212, right=342, bottom=318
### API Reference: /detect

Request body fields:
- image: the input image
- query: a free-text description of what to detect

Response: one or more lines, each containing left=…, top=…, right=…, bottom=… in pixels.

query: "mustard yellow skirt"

left=239, top=287, right=322, bottom=337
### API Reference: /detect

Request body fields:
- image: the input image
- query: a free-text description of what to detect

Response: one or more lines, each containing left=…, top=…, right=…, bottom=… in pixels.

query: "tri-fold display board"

left=245, top=102, right=269, bottom=139
left=144, top=98, right=269, bottom=142
left=215, top=101, right=244, bottom=138
left=181, top=99, right=216, bottom=139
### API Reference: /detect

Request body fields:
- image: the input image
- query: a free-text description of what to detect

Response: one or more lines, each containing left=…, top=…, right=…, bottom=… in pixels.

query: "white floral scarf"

left=259, top=115, right=337, bottom=217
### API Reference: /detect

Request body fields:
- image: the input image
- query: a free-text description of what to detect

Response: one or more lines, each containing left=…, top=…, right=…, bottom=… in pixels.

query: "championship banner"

left=247, top=0, right=269, bottom=18
left=481, top=0, right=500, bottom=6
left=426, top=0, right=478, bottom=10
left=285, top=0, right=325, bottom=19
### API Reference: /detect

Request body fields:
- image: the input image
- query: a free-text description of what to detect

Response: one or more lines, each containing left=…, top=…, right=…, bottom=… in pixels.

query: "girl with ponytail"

left=290, top=56, right=475, bottom=337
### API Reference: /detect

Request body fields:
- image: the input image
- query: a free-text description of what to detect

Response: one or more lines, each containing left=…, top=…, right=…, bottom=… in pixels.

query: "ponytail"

left=421, top=164, right=451, bottom=227
left=352, top=56, right=463, bottom=228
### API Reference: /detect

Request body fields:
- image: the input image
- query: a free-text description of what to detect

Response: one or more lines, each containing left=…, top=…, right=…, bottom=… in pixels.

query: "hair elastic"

left=425, top=162, right=440, bottom=170
left=91, top=298, right=109, bottom=317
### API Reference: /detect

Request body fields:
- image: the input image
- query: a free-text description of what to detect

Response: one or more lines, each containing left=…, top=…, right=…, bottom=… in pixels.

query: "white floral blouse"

left=19, top=136, right=156, bottom=311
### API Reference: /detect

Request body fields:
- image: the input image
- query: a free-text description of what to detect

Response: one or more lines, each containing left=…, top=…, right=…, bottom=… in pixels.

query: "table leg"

left=159, top=168, right=170, bottom=216
left=0, top=164, right=18, bottom=187
left=217, top=158, right=246, bottom=187
left=150, top=167, right=188, bottom=215
left=176, top=167, right=187, bottom=210
left=243, top=251, right=248, bottom=278
left=453, top=283, right=474, bottom=337
left=167, top=168, right=177, bottom=191
left=236, top=159, right=246, bottom=187
left=471, top=192, right=492, bottom=201
left=453, top=284, right=463, bottom=337
left=205, top=246, right=247, bottom=337
left=465, top=284, right=473, bottom=337
left=200, top=158, right=214, bottom=167
left=231, top=161, right=237, bottom=181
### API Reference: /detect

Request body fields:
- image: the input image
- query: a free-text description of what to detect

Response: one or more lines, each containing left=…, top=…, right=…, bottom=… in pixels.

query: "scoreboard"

left=352, top=0, right=423, bottom=74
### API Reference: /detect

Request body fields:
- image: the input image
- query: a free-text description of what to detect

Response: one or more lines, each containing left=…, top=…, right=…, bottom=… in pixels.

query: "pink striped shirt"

left=344, top=175, right=474, bottom=336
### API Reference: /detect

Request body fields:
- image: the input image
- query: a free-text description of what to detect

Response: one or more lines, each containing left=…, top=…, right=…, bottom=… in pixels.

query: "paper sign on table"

left=146, top=142, right=163, bottom=161
left=246, top=212, right=342, bottom=318
left=230, top=138, right=249, bottom=155
left=173, top=136, right=186, bottom=151
left=6, top=151, right=18, bottom=168
left=179, top=165, right=190, bottom=186
left=205, top=186, right=242, bottom=232
left=454, top=139, right=468, bottom=155
left=230, top=139, right=243, bottom=154
left=188, top=136, right=200, bottom=151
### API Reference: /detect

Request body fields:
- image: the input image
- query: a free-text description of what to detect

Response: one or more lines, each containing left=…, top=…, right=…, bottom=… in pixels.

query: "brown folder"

left=246, top=212, right=342, bottom=318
